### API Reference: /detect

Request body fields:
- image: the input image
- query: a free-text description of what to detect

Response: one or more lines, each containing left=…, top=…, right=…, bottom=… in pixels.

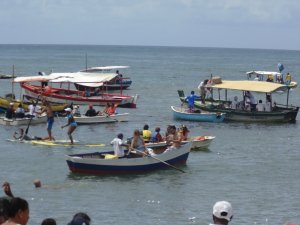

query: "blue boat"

left=171, top=106, right=225, bottom=122
left=65, top=142, right=192, bottom=175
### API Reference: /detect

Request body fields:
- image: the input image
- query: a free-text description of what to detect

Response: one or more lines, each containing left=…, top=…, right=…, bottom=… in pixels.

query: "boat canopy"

left=246, top=71, right=281, bottom=77
left=14, top=72, right=118, bottom=87
left=80, top=66, right=130, bottom=72
left=209, top=80, right=288, bottom=93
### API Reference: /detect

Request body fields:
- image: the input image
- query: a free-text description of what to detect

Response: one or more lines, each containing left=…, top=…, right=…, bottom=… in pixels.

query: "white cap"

left=64, top=108, right=72, bottom=112
left=10, top=102, right=14, bottom=106
left=213, top=201, right=233, bottom=222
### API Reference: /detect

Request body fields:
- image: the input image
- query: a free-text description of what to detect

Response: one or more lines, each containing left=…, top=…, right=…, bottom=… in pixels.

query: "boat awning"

left=13, top=72, right=118, bottom=87
left=209, top=80, right=288, bottom=93
left=80, top=66, right=129, bottom=72
left=246, top=71, right=281, bottom=77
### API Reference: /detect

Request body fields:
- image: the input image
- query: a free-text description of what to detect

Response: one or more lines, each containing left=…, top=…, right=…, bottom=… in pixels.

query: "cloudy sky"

left=0, top=0, right=299, bottom=50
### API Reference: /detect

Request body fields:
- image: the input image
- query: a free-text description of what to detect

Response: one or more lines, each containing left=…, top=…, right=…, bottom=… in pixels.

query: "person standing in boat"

left=40, top=99, right=55, bottom=141
left=198, top=79, right=209, bottom=104
left=185, top=91, right=199, bottom=112
left=61, top=108, right=77, bottom=144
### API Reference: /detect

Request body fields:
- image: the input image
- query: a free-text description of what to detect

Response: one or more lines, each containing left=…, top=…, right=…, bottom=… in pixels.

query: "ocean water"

left=0, top=45, right=300, bottom=225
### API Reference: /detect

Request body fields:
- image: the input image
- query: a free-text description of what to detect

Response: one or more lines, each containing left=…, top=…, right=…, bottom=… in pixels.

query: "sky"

left=0, top=0, right=299, bottom=50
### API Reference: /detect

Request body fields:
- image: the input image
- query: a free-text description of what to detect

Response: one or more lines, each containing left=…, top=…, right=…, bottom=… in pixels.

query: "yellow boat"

left=0, top=96, right=68, bottom=112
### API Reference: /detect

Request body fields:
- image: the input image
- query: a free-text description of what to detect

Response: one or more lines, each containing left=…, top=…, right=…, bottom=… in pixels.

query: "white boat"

left=146, top=136, right=215, bottom=150
left=74, top=113, right=129, bottom=124
left=0, top=114, right=47, bottom=126
left=79, top=66, right=132, bottom=90
left=246, top=71, right=297, bottom=89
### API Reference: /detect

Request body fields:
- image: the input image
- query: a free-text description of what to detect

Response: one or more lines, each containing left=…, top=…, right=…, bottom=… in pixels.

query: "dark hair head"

left=191, top=91, right=195, bottom=94
left=117, top=133, right=123, bottom=139
left=155, top=127, right=160, bottom=132
left=143, top=124, right=149, bottom=130
left=68, top=212, right=90, bottom=225
left=0, top=197, right=11, bottom=220
left=41, top=218, right=56, bottom=225
left=8, top=197, right=29, bottom=218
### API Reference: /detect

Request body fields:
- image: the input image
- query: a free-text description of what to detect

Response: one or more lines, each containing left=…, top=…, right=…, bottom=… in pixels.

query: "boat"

left=0, top=113, right=47, bottom=126
left=78, top=66, right=132, bottom=91
left=74, top=113, right=129, bottom=124
left=0, top=74, right=13, bottom=79
left=65, top=142, right=192, bottom=175
left=171, top=106, right=225, bottom=122
left=13, top=72, right=138, bottom=108
left=246, top=71, right=297, bottom=89
left=0, top=96, right=68, bottom=113
left=178, top=79, right=299, bottom=123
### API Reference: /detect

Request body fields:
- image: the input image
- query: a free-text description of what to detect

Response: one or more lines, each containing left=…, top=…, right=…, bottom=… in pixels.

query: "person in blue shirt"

left=61, top=108, right=77, bottom=144
left=185, top=91, right=199, bottom=112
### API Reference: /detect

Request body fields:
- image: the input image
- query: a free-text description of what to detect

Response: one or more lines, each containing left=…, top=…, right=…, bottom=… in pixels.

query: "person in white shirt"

left=230, top=96, right=239, bottom=109
left=28, top=102, right=40, bottom=117
left=110, top=133, right=128, bottom=158
left=210, top=201, right=233, bottom=225
left=256, top=99, right=265, bottom=111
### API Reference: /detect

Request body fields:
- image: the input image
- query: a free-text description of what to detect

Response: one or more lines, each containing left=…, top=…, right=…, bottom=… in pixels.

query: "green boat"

left=178, top=79, right=299, bottom=123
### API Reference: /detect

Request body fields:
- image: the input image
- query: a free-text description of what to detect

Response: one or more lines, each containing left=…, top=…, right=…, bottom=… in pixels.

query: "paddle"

left=129, top=147, right=185, bottom=173
left=25, top=96, right=40, bottom=135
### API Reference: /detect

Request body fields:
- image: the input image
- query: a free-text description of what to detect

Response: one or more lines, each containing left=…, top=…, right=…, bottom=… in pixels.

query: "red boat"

left=14, top=72, right=138, bottom=108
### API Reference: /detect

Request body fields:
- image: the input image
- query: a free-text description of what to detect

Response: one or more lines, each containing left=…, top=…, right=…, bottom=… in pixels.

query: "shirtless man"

left=40, top=99, right=55, bottom=140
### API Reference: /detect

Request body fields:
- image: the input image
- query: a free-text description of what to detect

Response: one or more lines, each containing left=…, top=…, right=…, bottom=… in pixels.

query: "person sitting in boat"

left=142, top=124, right=152, bottom=143
left=150, top=127, right=163, bottom=143
left=256, top=100, right=265, bottom=112
left=244, top=91, right=257, bottom=111
left=5, top=103, right=15, bottom=119
left=93, top=87, right=101, bottom=96
left=165, top=125, right=182, bottom=152
left=266, top=75, right=274, bottom=82
left=230, top=96, right=239, bottom=110
left=107, top=103, right=118, bottom=115
left=178, top=125, right=189, bottom=141
left=72, top=105, right=81, bottom=117
left=131, top=129, right=147, bottom=155
left=110, top=133, right=129, bottom=158
left=28, top=101, right=40, bottom=118
left=265, top=95, right=272, bottom=112
left=185, top=91, right=199, bottom=112
left=85, top=104, right=97, bottom=117
left=285, top=72, right=292, bottom=85
left=15, top=104, right=25, bottom=118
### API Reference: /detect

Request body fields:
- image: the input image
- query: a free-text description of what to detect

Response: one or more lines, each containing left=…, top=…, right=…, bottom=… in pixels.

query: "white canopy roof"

left=14, top=72, right=118, bottom=87
left=246, top=71, right=281, bottom=76
left=80, top=66, right=130, bottom=72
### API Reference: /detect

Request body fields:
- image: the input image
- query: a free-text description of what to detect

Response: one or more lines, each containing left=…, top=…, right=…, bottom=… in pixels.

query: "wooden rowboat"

left=65, top=142, right=192, bottom=175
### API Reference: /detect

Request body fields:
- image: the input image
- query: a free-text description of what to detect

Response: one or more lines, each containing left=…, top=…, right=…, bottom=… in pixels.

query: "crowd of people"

left=0, top=182, right=91, bottom=225
left=110, top=124, right=190, bottom=158
left=0, top=181, right=237, bottom=225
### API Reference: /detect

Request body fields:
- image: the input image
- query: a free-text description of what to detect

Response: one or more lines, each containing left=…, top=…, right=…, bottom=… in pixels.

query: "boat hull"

left=0, top=114, right=47, bottom=126
left=171, top=106, right=225, bottom=122
left=65, top=142, right=191, bottom=175
left=21, top=83, right=138, bottom=108
left=74, top=113, right=129, bottom=124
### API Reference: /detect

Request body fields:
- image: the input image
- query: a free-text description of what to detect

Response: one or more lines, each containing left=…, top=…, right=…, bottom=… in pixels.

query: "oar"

left=130, top=147, right=185, bottom=173
left=25, top=96, right=40, bottom=135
